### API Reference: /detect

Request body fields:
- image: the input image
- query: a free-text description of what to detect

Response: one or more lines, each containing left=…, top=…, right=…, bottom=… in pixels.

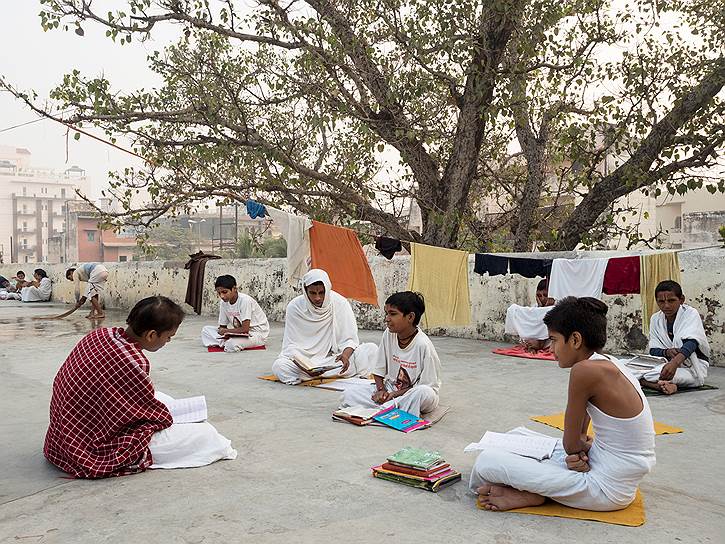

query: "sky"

left=0, top=1, right=177, bottom=199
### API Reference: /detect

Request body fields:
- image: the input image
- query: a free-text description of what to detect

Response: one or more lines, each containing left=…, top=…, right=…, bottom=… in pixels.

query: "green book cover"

left=386, top=446, right=443, bottom=470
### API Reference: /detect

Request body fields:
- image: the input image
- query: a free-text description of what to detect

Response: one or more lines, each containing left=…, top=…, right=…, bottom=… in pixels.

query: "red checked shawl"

left=44, top=327, right=173, bottom=478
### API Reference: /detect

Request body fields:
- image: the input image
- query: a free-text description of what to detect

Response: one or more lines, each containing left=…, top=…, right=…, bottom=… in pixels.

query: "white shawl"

left=266, top=207, right=312, bottom=286
left=279, top=269, right=360, bottom=364
left=504, top=304, right=554, bottom=340
left=649, top=304, right=710, bottom=383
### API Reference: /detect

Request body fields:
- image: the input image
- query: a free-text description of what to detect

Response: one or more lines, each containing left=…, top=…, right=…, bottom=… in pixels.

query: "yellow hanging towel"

left=407, top=243, right=471, bottom=328
left=639, top=252, right=682, bottom=334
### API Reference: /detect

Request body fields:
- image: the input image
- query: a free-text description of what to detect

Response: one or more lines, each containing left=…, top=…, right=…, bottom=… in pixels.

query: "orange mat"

left=493, top=345, right=556, bottom=361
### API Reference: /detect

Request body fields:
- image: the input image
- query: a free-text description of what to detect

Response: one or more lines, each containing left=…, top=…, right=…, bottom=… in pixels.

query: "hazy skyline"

left=1, top=1, right=177, bottom=199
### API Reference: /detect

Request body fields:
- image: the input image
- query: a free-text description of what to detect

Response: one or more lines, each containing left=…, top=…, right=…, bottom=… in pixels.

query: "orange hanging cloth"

left=309, top=221, right=379, bottom=306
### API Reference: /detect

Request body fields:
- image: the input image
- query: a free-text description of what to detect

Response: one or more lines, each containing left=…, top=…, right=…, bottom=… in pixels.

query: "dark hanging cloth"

left=184, top=251, right=222, bottom=315
left=474, top=254, right=509, bottom=276
left=375, top=236, right=403, bottom=260
left=246, top=199, right=268, bottom=219
left=508, top=257, right=552, bottom=279
left=602, top=256, right=641, bottom=295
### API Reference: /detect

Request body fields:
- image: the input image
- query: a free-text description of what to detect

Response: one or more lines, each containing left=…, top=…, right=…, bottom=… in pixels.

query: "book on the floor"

left=373, top=464, right=457, bottom=482
left=371, top=466, right=461, bottom=492
left=331, top=406, right=380, bottom=426
left=386, top=446, right=443, bottom=470
left=372, top=406, right=429, bottom=433
left=293, top=353, right=342, bottom=375
left=379, top=462, right=451, bottom=478
left=625, top=353, right=667, bottom=368
left=466, top=431, right=557, bottom=461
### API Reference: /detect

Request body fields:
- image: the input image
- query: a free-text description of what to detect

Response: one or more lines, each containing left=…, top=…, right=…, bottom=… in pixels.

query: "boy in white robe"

left=471, top=297, right=655, bottom=512
left=636, top=280, right=710, bottom=395
left=271, top=269, right=377, bottom=385
left=21, top=268, right=52, bottom=302
left=340, top=291, right=441, bottom=417
left=200, top=274, right=269, bottom=351
left=505, top=279, right=555, bottom=352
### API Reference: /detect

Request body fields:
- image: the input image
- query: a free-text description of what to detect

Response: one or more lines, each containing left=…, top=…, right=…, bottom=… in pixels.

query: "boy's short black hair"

left=34, top=268, right=48, bottom=279
left=536, top=279, right=548, bottom=291
left=385, top=291, right=425, bottom=326
left=16, top=270, right=25, bottom=277
left=305, top=281, right=325, bottom=290
left=543, top=296, right=608, bottom=350
left=65, top=268, right=76, bottom=280
left=126, top=296, right=185, bottom=335
left=214, top=274, right=237, bottom=290
left=654, top=280, right=683, bottom=298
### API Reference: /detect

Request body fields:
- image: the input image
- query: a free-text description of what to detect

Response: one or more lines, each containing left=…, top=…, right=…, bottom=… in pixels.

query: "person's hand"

left=581, top=435, right=593, bottom=453
left=659, top=358, right=682, bottom=381
left=566, top=452, right=590, bottom=472
left=371, top=389, right=390, bottom=404
left=664, top=348, right=680, bottom=360
left=336, top=353, right=351, bottom=374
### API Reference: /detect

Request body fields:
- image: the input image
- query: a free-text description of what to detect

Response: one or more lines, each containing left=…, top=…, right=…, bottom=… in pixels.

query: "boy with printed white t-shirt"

left=340, top=291, right=441, bottom=417
left=201, top=275, right=269, bottom=352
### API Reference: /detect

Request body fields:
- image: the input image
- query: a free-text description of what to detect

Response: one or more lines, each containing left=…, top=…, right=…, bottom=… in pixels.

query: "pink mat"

left=492, top=345, right=556, bottom=361
left=207, top=345, right=266, bottom=352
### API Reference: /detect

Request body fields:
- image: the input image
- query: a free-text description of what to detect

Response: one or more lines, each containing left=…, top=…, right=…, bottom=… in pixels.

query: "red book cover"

left=380, top=462, right=450, bottom=478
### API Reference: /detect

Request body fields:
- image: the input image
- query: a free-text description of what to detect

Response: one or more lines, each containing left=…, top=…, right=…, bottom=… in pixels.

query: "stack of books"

left=371, top=446, right=461, bottom=492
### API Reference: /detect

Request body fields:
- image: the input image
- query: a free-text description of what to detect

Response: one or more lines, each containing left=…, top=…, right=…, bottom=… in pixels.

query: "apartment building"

left=0, top=146, right=90, bottom=263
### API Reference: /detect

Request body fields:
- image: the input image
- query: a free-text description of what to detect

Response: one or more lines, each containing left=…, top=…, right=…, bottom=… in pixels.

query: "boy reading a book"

left=471, top=297, right=655, bottom=511
left=271, top=269, right=377, bottom=384
left=636, top=280, right=710, bottom=395
left=201, top=274, right=269, bottom=352
left=45, top=296, right=236, bottom=478
left=340, top=291, right=442, bottom=417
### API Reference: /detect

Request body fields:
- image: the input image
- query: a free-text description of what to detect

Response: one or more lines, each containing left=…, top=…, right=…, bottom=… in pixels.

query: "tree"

left=135, top=223, right=195, bottom=260
left=6, top=0, right=723, bottom=250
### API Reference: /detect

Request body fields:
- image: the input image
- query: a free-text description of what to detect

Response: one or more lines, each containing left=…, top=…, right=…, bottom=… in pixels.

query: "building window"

left=24, top=256, right=28, bottom=263
left=43, top=222, right=47, bottom=227
left=22, top=187, right=27, bottom=196
left=61, top=188, right=66, bottom=198
left=87, top=231, right=96, bottom=241
left=119, top=255, right=128, bottom=262
left=22, top=204, right=27, bottom=214
left=22, top=221, right=27, bottom=232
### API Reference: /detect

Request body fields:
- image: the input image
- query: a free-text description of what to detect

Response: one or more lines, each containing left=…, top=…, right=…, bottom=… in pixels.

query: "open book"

left=332, top=406, right=380, bottom=426
left=155, top=392, right=208, bottom=424
left=293, top=353, right=342, bottom=375
left=624, top=353, right=667, bottom=369
left=464, top=430, right=557, bottom=461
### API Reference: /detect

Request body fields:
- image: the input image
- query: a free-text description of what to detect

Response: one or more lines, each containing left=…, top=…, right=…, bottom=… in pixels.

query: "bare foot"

left=477, top=484, right=545, bottom=511
left=658, top=381, right=678, bottom=395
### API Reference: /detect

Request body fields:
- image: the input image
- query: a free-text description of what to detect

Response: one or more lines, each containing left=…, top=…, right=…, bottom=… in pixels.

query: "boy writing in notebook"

left=340, top=291, right=441, bottom=417
left=471, top=297, right=655, bottom=511
left=201, top=274, right=269, bottom=352
left=637, top=280, right=710, bottom=395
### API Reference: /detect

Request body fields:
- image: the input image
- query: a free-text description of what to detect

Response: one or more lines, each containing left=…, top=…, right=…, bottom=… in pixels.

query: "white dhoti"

left=149, top=422, right=238, bottom=469
left=272, top=342, right=378, bottom=385
left=505, top=304, right=553, bottom=341
left=86, top=265, right=109, bottom=298
left=469, top=444, right=625, bottom=511
left=635, top=362, right=707, bottom=388
left=200, top=325, right=267, bottom=352
left=21, top=286, right=51, bottom=302
left=340, top=381, right=438, bottom=417
left=2, top=292, right=21, bottom=300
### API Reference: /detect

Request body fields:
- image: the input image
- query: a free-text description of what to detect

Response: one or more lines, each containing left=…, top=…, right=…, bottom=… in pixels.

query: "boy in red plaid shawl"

left=44, top=296, right=236, bottom=478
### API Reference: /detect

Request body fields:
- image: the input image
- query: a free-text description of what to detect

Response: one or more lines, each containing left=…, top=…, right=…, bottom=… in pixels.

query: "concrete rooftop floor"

left=1, top=302, right=724, bottom=544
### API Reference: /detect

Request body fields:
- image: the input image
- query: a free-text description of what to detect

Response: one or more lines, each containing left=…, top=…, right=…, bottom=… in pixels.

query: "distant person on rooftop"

left=66, top=263, right=109, bottom=319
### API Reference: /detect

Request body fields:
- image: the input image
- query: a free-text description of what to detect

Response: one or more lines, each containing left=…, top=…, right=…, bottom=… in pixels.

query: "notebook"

left=162, top=395, right=208, bottom=424
left=465, top=430, right=557, bottom=461
left=386, top=447, right=443, bottom=470
left=217, top=331, right=249, bottom=338
left=373, top=406, right=429, bottom=433
left=624, top=353, right=667, bottom=369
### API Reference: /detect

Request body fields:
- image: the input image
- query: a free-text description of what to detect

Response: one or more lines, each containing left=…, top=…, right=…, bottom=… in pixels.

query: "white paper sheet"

left=155, top=391, right=208, bottom=424
left=464, top=428, right=557, bottom=460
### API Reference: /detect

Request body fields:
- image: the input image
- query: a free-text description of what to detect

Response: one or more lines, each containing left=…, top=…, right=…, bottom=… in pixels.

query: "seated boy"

left=504, top=279, right=555, bottom=352
left=340, top=291, right=441, bottom=417
left=471, top=297, right=655, bottom=511
left=44, top=296, right=236, bottom=478
left=637, top=280, right=710, bottom=395
left=201, top=274, right=269, bottom=352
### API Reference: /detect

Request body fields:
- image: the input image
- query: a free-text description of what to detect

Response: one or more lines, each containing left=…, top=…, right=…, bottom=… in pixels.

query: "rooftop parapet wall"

left=3, top=248, right=724, bottom=364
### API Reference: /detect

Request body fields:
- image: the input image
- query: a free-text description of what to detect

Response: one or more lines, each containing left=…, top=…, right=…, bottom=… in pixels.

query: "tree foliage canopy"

left=7, top=0, right=724, bottom=250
